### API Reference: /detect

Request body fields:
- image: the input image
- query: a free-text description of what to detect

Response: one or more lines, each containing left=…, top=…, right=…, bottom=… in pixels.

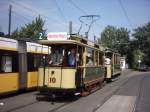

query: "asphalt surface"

left=0, top=70, right=150, bottom=112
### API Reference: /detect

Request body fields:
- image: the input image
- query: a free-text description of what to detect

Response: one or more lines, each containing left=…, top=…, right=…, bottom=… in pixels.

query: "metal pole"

left=8, top=5, right=12, bottom=38
left=94, top=35, right=96, bottom=42
left=69, top=21, right=72, bottom=35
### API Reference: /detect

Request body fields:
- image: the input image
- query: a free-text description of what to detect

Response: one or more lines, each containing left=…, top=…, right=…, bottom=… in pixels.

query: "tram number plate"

left=49, top=77, right=56, bottom=83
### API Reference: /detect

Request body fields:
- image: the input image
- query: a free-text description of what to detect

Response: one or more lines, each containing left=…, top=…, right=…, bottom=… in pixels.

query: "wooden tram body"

left=104, top=49, right=121, bottom=82
left=37, top=34, right=105, bottom=97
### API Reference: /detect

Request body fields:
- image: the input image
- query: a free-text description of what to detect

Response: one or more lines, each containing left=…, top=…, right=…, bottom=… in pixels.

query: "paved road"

left=0, top=70, right=150, bottom=112
left=135, top=72, right=150, bottom=112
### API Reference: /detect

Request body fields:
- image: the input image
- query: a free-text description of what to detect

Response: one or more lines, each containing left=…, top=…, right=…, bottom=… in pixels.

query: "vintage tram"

left=104, top=48, right=121, bottom=82
left=37, top=33, right=105, bottom=97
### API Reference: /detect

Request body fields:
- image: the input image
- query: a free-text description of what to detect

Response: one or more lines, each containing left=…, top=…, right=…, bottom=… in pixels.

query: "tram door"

left=76, top=46, right=85, bottom=88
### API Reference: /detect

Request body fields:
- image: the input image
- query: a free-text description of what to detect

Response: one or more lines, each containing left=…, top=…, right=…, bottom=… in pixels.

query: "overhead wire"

left=9, top=0, right=102, bottom=37
left=67, top=0, right=101, bottom=26
left=0, top=4, right=31, bottom=31
left=10, top=0, right=39, bottom=17
left=67, top=0, right=100, bottom=38
left=12, top=10, right=31, bottom=22
left=10, top=0, right=66, bottom=25
left=54, top=0, right=67, bottom=22
left=67, top=0, right=87, bottom=15
left=118, top=0, right=133, bottom=29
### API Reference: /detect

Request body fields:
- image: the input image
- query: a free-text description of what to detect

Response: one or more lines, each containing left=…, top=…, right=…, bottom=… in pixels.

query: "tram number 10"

left=49, top=77, right=56, bottom=83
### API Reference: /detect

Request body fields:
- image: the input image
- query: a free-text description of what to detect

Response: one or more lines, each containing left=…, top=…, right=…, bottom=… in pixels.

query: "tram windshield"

left=44, top=44, right=77, bottom=67
left=49, top=48, right=63, bottom=65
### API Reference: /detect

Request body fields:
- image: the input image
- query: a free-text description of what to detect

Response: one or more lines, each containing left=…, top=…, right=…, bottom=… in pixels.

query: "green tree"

left=100, top=25, right=117, bottom=49
left=11, top=28, right=19, bottom=38
left=131, top=49, right=145, bottom=69
left=99, top=25, right=130, bottom=55
left=115, top=27, right=130, bottom=55
left=11, top=15, right=46, bottom=39
left=132, top=22, right=150, bottom=66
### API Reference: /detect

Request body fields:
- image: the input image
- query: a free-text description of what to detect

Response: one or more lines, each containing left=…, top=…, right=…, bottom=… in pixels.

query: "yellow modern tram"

left=0, top=37, right=49, bottom=96
left=37, top=33, right=105, bottom=97
left=104, top=49, right=121, bottom=82
left=26, top=42, right=50, bottom=89
left=0, top=37, right=19, bottom=95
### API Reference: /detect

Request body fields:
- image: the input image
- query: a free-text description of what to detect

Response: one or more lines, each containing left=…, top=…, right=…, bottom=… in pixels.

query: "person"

left=105, top=57, right=111, bottom=65
left=49, top=49, right=63, bottom=65
left=87, top=57, right=93, bottom=66
left=68, top=48, right=76, bottom=66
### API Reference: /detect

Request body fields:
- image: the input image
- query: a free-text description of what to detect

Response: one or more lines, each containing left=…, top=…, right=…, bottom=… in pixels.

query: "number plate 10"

left=49, top=77, right=56, bottom=83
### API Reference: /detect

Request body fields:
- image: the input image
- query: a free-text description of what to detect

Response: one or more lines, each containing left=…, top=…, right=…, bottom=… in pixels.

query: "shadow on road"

left=35, top=93, right=80, bottom=103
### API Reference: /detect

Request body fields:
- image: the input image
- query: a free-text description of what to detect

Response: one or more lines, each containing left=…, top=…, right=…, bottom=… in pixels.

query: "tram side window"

left=0, top=56, right=12, bottom=72
left=39, top=55, right=45, bottom=66
left=12, top=54, right=18, bottom=72
left=95, top=51, right=98, bottom=65
left=0, top=53, right=18, bottom=73
left=118, top=55, right=120, bottom=64
left=99, top=52, right=103, bottom=65
left=117, top=55, right=119, bottom=64
left=67, top=47, right=76, bottom=67
left=77, top=46, right=84, bottom=66
left=113, top=55, right=115, bottom=64
left=115, top=55, right=117, bottom=64
left=34, top=55, right=40, bottom=68
left=86, top=48, right=94, bottom=66
left=27, top=54, right=39, bottom=71
left=116, top=55, right=118, bottom=64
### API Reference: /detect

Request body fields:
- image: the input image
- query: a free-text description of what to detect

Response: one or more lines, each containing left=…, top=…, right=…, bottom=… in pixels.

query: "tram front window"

left=49, top=48, right=63, bottom=65
left=46, top=45, right=77, bottom=67
left=67, top=48, right=76, bottom=66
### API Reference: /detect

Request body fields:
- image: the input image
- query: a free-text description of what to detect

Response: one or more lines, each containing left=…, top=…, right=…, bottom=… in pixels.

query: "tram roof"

left=0, top=36, right=18, bottom=51
left=38, top=34, right=104, bottom=51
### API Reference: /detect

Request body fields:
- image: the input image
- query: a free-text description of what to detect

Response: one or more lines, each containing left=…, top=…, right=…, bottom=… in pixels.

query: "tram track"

left=47, top=95, right=80, bottom=112
left=4, top=101, right=39, bottom=112
left=92, top=72, right=148, bottom=112
left=46, top=75, right=133, bottom=112
left=50, top=79, right=131, bottom=112
left=3, top=95, right=78, bottom=112
left=47, top=72, right=135, bottom=112
left=2, top=71, right=140, bottom=112
left=48, top=72, right=135, bottom=112
left=132, top=75, right=148, bottom=112
left=48, top=102, right=72, bottom=112
left=92, top=74, right=135, bottom=112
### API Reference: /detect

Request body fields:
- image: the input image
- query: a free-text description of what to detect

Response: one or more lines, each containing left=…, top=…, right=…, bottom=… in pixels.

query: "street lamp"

left=138, top=55, right=141, bottom=69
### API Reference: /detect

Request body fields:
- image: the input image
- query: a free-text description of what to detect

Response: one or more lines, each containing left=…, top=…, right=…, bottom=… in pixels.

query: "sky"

left=0, top=0, right=150, bottom=41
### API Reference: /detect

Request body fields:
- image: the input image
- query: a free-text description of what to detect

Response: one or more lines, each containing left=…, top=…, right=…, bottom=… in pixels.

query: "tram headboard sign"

left=47, top=32, right=68, bottom=41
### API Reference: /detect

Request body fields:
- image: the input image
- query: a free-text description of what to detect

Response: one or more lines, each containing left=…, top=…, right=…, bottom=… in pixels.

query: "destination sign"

left=47, top=32, right=68, bottom=40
